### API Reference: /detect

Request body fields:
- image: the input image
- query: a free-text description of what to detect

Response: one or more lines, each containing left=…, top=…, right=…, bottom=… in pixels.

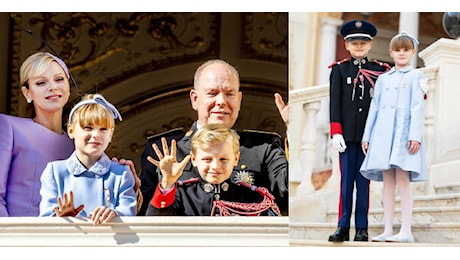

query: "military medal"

left=233, top=170, right=254, bottom=185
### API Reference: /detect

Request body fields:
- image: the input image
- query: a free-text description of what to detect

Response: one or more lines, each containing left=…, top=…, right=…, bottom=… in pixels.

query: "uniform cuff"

left=150, top=183, right=176, bottom=208
left=330, top=122, right=343, bottom=137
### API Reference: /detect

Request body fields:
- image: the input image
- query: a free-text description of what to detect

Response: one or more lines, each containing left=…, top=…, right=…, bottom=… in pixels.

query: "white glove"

left=332, top=134, right=347, bottom=153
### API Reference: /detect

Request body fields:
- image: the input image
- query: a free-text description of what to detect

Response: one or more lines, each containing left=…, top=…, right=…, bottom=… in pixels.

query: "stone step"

left=327, top=206, right=460, bottom=224
left=290, top=239, right=460, bottom=247
left=290, top=181, right=460, bottom=245
left=394, top=193, right=460, bottom=208
left=434, top=182, right=460, bottom=195
left=365, top=191, right=460, bottom=209
left=289, top=222, right=460, bottom=244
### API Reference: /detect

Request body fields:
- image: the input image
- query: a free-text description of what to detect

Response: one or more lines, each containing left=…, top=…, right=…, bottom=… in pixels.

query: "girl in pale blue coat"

left=39, top=94, right=137, bottom=224
left=360, top=32, right=428, bottom=243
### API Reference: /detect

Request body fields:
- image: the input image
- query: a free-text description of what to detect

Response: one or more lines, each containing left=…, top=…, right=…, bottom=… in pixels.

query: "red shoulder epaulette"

left=177, top=177, right=200, bottom=186
left=371, top=60, right=392, bottom=71
left=328, top=58, right=350, bottom=68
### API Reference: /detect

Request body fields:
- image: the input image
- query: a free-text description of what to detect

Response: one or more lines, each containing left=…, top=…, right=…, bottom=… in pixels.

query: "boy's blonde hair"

left=68, top=94, right=115, bottom=130
left=191, top=124, right=240, bottom=156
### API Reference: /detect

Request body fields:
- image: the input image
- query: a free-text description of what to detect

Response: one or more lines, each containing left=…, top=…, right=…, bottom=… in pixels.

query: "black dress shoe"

left=354, top=228, right=369, bottom=241
left=328, top=227, right=350, bottom=242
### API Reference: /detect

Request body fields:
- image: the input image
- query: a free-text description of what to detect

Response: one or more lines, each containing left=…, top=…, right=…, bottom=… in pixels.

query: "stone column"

left=296, top=101, right=321, bottom=195
left=317, top=17, right=343, bottom=85
left=419, top=38, right=460, bottom=185
left=399, top=12, right=419, bottom=67
left=288, top=13, right=310, bottom=185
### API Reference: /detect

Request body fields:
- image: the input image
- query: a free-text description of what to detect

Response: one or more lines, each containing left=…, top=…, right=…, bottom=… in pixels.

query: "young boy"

left=328, top=20, right=390, bottom=242
left=145, top=124, right=280, bottom=216
left=39, top=94, right=137, bottom=224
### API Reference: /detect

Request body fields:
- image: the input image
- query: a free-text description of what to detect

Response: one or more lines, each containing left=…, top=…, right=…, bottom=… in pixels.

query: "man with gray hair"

left=138, top=59, right=289, bottom=216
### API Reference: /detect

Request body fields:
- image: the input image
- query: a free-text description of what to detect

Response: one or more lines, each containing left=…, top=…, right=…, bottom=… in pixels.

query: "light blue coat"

left=39, top=151, right=137, bottom=217
left=360, top=66, right=428, bottom=182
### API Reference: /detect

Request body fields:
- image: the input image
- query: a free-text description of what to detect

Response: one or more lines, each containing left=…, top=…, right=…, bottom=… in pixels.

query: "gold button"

left=241, top=164, right=247, bottom=170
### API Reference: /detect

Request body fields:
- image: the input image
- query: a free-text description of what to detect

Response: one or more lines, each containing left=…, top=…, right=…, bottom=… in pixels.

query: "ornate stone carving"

left=242, top=12, right=287, bottom=63
left=11, top=12, right=220, bottom=102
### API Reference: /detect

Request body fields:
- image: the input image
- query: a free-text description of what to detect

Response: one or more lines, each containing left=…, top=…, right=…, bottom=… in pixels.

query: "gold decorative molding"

left=242, top=13, right=287, bottom=63
left=9, top=12, right=220, bottom=115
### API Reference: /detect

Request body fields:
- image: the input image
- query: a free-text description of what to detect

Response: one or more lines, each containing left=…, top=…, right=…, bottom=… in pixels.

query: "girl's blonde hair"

left=389, top=32, right=419, bottom=51
left=191, top=124, right=240, bottom=156
left=68, top=94, right=115, bottom=130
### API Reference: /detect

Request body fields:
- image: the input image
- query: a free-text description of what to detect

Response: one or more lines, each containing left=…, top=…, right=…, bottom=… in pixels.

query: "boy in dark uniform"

left=145, top=124, right=280, bottom=216
left=138, top=59, right=288, bottom=216
left=328, top=20, right=391, bottom=242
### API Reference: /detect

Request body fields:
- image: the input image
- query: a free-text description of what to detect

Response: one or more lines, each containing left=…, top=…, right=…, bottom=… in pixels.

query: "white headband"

left=68, top=94, right=122, bottom=124
left=392, top=31, right=419, bottom=46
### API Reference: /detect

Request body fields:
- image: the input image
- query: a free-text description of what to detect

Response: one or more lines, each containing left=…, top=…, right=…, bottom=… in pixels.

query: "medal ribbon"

left=352, top=68, right=386, bottom=101
left=210, top=182, right=281, bottom=216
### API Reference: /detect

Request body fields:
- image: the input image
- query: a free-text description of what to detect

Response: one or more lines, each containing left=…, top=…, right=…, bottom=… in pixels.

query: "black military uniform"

left=328, top=20, right=390, bottom=242
left=138, top=121, right=288, bottom=216
left=329, top=57, right=391, bottom=141
left=145, top=177, right=281, bottom=216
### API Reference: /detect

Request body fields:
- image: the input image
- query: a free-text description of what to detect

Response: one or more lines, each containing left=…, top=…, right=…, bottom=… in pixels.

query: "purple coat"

left=0, top=114, right=74, bottom=216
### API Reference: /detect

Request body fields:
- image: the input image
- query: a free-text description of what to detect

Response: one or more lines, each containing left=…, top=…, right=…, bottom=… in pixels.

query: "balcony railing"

left=0, top=216, right=289, bottom=247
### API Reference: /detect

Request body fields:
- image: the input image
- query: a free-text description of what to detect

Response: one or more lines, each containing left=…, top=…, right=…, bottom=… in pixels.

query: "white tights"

left=381, top=168, right=413, bottom=236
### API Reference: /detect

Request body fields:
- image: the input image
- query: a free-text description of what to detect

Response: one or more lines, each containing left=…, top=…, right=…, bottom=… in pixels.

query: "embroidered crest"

left=233, top=170, right=255, bottom=185
left=419, top=78, right=428, bottom=93
left=355, top=20, right=362, bottom=29
left=402, top=77, right=407, bottom=86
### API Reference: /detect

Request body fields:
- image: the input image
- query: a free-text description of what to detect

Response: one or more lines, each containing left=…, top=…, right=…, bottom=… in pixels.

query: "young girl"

left=145, top=124, right=280, bottom=216
left=39, top=94, right=137, bottom=224
left=360, top=32, right=428, bottom=243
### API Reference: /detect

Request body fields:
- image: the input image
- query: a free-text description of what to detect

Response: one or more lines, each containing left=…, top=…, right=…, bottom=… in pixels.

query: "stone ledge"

left=290, top=222, right=460, bottom=244
left=0, top=216, right=289, bottom=247
left=290, top=239, right=460, bottom=247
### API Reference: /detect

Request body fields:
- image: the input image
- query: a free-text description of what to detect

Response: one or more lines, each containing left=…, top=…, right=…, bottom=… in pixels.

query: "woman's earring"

left=27, top=99, right=32, bottom=104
